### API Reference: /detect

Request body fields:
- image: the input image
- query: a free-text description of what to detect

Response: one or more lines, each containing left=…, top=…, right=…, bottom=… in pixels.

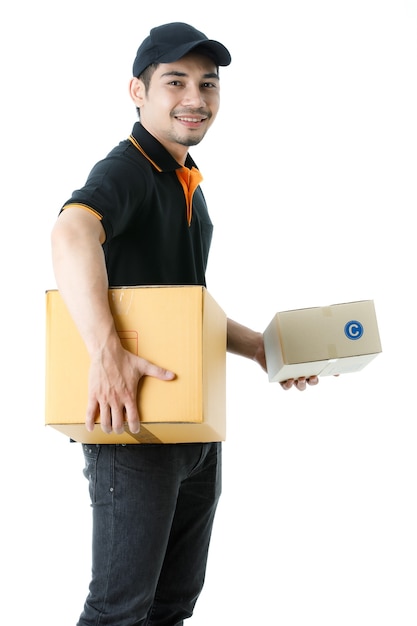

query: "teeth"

left=178, top=117, right=204, bottom=122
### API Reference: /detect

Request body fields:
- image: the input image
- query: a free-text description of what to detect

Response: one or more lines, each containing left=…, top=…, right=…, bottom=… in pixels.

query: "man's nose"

left=181, top=85, right=205, bottom=107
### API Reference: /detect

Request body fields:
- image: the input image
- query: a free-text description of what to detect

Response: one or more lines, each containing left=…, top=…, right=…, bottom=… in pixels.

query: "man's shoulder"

left=91, top=137, right=153, bottom=181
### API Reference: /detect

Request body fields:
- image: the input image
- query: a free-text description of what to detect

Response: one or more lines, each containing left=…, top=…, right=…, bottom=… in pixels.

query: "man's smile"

left=173, top=110, right=210, bottom=128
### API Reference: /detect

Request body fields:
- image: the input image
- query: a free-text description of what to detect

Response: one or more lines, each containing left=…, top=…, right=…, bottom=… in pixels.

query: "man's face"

left=131, top=52, right=220, bottom=163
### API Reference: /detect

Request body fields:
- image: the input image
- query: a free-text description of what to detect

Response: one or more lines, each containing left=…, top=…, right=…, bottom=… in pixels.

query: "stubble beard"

left=167, top=126, right=209, bottom=148
left=169, top=109, right=211, bottom=147
left=175, top=133, right=206, bottom=147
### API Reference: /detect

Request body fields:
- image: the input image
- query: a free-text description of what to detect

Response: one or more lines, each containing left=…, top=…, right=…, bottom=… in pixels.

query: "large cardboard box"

left=264, top=300, right=382, bottom=383
left=45, top=286, right=227, bottom=444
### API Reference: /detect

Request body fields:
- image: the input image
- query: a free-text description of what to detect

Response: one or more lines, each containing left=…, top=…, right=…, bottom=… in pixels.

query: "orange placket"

left=175, top=166, right=203, bottom=226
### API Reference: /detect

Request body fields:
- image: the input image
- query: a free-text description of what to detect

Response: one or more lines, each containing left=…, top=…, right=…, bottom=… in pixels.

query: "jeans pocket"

left=82, top=443, right=100, bottom=503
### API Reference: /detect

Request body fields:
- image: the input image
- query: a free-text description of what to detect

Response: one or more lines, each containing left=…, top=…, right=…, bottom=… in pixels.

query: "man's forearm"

left=51, top=210, right=118, bottom=357
left=227, top=318, right=263, bottom=359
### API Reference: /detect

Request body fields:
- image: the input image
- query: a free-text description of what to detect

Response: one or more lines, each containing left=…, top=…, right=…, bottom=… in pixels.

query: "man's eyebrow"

left=159, top=70, right=220, bottom=80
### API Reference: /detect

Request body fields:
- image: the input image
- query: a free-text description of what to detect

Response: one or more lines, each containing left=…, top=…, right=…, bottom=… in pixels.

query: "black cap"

left=132, top=22, right=231, bottom=77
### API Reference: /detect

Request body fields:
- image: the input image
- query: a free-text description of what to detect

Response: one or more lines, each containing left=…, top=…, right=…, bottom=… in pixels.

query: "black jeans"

left=77, top=442, right=222, bottom=626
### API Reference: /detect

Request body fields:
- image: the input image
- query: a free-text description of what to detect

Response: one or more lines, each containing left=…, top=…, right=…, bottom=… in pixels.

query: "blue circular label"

left=344, top=320, right=364, bottom=340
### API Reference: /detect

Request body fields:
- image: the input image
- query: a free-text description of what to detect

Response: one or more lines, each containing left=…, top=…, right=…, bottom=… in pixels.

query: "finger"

left=86, top=401, right=99, bottom=432
left=98, top=404, right=113, bottom=434
left=109, top=406, right=127, bottom=435
left=141, top=360, right=176, bottom=381
left=280, top=379, right=295, bottom=390
left=307, top=375, right=319, bottom=386
left=294, top=377, right=307, bottom=391
left=124, top=399, right=140, bottom=434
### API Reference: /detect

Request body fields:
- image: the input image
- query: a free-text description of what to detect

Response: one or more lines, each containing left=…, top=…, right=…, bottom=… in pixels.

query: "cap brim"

left=157, top=39, right=231, bottom=67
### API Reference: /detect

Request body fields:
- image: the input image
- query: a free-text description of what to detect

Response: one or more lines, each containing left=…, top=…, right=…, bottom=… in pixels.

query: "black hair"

left=135, top=63, right=158, bottom=119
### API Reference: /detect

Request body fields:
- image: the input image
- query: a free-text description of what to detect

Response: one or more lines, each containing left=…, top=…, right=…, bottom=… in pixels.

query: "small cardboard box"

left=45, top=286, right=227, bottom=444
left=263, top=300, right=381, bottom=383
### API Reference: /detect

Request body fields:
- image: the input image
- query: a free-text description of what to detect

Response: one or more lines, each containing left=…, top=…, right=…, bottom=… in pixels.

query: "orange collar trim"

left=128, top=135, right=162, bottom=172
left=128, top=134, right=203, bottom=226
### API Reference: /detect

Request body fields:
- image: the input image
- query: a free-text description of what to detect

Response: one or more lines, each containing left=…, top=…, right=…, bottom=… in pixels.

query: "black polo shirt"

left=62, top=122, right=213, bottom=287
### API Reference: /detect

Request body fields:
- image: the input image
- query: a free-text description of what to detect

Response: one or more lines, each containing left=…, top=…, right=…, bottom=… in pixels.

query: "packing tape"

left=127, top=425, right=163, bottom=444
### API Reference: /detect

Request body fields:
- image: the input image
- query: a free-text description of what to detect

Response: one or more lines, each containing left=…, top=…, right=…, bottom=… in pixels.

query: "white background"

left=1, top=1, right=416, bottom=624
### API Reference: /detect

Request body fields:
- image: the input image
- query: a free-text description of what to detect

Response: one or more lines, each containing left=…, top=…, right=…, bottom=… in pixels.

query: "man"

left=51, top=22, right=318, bottom=626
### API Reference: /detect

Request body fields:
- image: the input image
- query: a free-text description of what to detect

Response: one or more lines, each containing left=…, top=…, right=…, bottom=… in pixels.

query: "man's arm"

left=51, top=207, right=174, bottom=435
left=227, top=318, right=318, bottom=391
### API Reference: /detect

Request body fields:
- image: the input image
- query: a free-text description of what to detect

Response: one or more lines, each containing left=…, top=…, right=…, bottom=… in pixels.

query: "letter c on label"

left=344, top=320, right=364, bottom=340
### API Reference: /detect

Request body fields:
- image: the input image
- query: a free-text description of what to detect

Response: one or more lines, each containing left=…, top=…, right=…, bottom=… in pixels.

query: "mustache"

left=171, top=108, right=211, bottom=119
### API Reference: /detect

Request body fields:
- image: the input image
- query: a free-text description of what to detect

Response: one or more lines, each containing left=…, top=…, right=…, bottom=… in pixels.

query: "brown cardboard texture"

left=263, top=300, right=382, bottom=383
left=45, top=286, right=226, bottom=443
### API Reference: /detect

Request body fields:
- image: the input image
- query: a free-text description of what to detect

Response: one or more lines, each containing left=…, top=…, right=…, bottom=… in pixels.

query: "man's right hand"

left=86, top=339, right=175, bottom=435
left=85, top=338, right=175, bottom=434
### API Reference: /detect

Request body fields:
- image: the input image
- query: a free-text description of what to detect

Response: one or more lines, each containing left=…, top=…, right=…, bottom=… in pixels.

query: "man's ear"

left=129, top=77, right=146, bottom=107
